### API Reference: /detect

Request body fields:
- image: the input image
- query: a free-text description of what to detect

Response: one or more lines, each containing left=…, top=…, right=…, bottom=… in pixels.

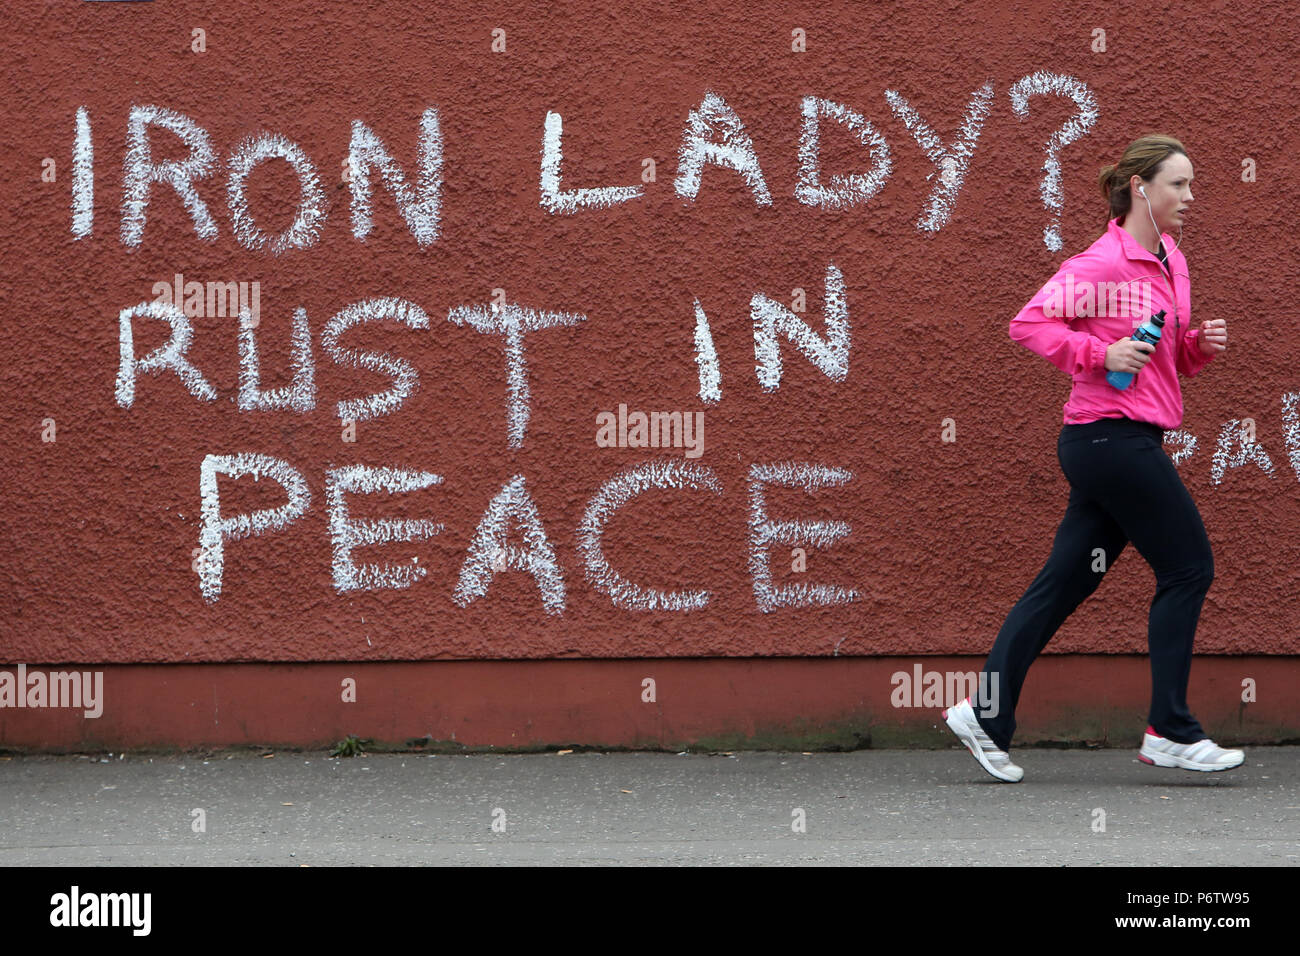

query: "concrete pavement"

left=1, top=746, right=1297, bottom=865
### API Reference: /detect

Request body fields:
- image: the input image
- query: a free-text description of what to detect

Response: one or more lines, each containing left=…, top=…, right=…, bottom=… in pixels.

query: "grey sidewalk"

left=1, top=748, right=1297, bottom=865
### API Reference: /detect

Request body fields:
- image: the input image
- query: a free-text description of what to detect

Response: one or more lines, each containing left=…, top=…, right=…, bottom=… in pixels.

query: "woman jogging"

left=942, top=133, right=1241, bottom=782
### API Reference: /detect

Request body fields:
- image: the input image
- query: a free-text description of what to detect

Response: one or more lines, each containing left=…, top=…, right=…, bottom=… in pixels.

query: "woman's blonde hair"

left=1098, top=134, right=1188, bottom=227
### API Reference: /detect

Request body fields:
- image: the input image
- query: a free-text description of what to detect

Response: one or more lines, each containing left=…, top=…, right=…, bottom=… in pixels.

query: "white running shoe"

left=942, top=697, right=1023, bottom=782
left=1138, top=726, right=1244, bottom=772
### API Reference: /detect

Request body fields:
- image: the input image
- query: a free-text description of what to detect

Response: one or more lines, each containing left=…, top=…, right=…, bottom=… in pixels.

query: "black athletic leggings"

left=975, top=415, right=1213, bottom=751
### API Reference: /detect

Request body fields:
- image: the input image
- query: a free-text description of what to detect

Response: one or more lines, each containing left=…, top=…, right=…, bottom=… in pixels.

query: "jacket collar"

left=1110, top=215, right=1173, bottom=265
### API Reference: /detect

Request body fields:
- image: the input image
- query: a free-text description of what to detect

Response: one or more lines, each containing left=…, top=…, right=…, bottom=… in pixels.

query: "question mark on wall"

left=1008, top=71, right=1098, bottom=252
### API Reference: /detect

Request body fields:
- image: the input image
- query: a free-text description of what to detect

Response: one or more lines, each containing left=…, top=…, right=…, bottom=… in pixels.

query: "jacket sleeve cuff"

left=1090, top=337, right=1109, bottom=375
left=1180, top=328, right=1214, bottom=376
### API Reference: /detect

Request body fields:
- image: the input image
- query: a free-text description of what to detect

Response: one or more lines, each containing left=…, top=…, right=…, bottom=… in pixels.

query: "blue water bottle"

left=1106, top=309, right=1166, bottom=390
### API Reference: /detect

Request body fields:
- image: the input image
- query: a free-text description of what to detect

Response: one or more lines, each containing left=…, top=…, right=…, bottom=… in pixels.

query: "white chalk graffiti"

left=674, top=91, right=772, bottom=205
left=115, top=300, right=217, bottom=408
left=752, top=263, right=848, bottom=391
left=321, top=297, right=431, bottom=422
left=90, top=87, right=1093, bottom=250
left=238, top=306, right=317, bottom=412
left=198, top=453, right=311, bottom=602
left=577, top=460, right=724, bottom=611
left=795, top=96, right=892, bottom=210
left=227, top=131, right=328, bottom=255
left=121, top=104, right=219, bottom=247
left=446, top=301, right=587, bottom=448
left=884, top=81, right=994, bottom=231
left=1284, top=391, right=1300, bottom=483
left=1008, top=72, right=1098, bottom=251
left=748, top=461, right=857, bottom=613
left=326, top=464, right=444, bottom=592
left=1211, top=419, right=1275, bottom=485
left=541, top=111, right=644, bottom=214
left=692, top=298, right=721, bottom=405
left=72, top=107, right=93, bottom=239
left=1163, top=429, right=1198, bottom=468
left=348, top=108, right=443, bottom=245
left=453, top=474, right=566, bottom=614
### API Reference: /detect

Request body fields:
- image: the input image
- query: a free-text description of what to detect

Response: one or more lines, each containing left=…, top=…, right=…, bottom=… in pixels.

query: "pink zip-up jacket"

left=1009, top=215, right=1215, bottom=430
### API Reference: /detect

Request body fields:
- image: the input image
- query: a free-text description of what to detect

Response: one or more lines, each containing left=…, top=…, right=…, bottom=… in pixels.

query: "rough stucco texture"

left=1, top=1, right=1297, bottom=664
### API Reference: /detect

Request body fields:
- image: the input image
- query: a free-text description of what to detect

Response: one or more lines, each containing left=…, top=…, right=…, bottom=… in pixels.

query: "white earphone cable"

left=1140, top=183, right=1183, bottom=256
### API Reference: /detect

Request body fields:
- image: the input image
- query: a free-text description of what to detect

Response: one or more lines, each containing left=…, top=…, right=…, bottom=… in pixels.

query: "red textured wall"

left=3, top=0, right=1298, bottom=675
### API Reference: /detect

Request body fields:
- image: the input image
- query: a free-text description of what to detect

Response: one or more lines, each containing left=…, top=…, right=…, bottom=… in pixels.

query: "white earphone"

left=1137, top=181, right=1182, bottom=254
left=1134, top=181, right=1187, bottom=339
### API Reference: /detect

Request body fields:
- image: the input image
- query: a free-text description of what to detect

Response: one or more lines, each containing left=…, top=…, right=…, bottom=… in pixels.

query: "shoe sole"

left=942, top=706, right=1021, bottom=783
left=1137, top=748, right=1245, bottom=772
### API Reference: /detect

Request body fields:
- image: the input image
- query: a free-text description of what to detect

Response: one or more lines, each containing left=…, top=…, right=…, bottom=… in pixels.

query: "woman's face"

left=1133, top=154, right=1194, bottom=233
